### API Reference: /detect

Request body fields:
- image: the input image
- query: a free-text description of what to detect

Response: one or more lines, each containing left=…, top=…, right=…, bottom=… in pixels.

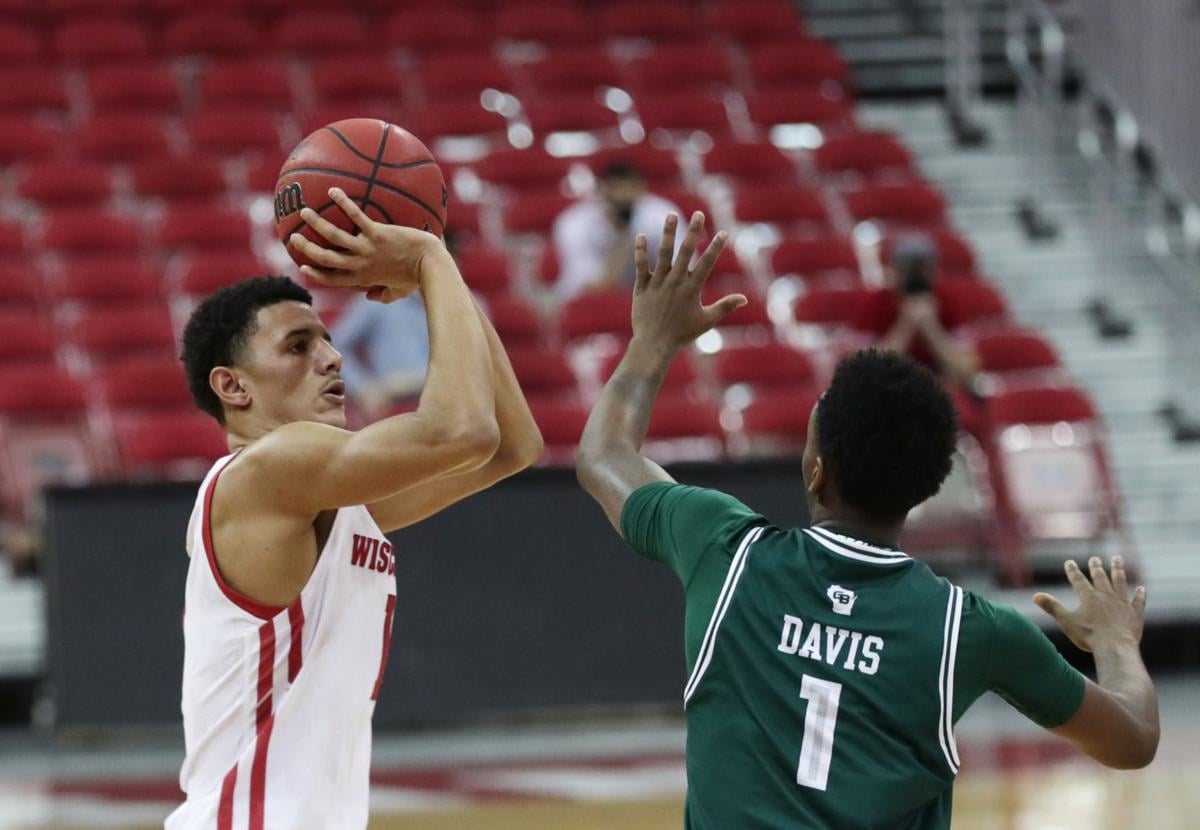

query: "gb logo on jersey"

left=827, top=585, right=857, bottom=616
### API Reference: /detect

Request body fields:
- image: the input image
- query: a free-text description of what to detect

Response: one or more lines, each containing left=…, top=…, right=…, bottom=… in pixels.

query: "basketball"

left=274, top=118, right=448, bottom=268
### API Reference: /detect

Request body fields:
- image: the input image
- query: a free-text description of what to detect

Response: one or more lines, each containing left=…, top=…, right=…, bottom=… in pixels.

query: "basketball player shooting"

left=167, top=187, right=542, bottom=829
left=576, top=212, right=1159, bottom=828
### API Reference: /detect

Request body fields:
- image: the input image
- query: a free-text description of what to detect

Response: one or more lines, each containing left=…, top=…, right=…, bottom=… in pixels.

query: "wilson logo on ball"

left=274, top=183, right=305, bottom=222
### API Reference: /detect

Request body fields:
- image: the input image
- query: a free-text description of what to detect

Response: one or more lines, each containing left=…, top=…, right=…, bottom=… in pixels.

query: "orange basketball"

left=274, top=118, right=447, bottom=268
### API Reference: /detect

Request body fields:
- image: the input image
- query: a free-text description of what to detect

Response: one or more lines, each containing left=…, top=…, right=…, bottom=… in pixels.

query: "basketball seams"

left=277, top=166, right=445, bottom=230
left=360, top=123, right=391, bottom=213
left=324, top=124, right=438, bottom=170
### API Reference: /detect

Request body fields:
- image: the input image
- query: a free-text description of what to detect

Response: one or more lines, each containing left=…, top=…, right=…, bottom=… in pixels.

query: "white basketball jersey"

left=167, top=453, right=398, bottom=830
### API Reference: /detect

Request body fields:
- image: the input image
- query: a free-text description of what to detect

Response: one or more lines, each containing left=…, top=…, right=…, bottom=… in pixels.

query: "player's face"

left=241, top=301, right=347, bottom=429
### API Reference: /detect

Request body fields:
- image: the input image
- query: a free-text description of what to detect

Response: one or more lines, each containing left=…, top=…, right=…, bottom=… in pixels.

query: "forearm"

left=580, top=336, right=674, bottom=456
left=919, top=323, right=979, bottom=384
left=1093, top=638, right=1160, bottom=748
left=473, top=301, right=543, bottom=464
left=879, top=320, right=915, bottom=353
left=416, top=251, right=497, bottom=437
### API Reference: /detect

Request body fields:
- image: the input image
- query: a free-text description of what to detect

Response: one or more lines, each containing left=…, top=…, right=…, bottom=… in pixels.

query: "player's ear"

left=807, top=455, right=825, bottom=496
left=210, top=366, right=250, bottom=410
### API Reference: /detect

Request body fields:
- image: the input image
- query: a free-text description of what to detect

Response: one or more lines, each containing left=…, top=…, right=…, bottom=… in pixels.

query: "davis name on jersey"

left=776, top=614, right=885, bottom=676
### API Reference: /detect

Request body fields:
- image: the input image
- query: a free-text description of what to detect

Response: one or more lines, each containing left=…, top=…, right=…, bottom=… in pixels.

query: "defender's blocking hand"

left=1034, top=556, right=1146, bottom=653
left=631, top=212, right=745, bottom=351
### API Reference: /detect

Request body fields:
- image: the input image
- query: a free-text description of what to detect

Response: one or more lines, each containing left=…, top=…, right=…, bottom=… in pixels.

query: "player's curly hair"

left=816, top=350, right=958, bottom=519
left=180, top=276, right=312, bottom=424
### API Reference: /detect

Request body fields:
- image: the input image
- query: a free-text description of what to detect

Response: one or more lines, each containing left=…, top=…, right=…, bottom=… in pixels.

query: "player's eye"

left=290, top=341, right=308, bottom=354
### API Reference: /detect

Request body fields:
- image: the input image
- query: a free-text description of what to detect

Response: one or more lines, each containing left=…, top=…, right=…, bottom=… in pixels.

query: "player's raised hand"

left=631, top=212, right=745, bottom=351
left=1034, top=556, right=1146, bottom=653
left=289, top=187, right=445, bottom=303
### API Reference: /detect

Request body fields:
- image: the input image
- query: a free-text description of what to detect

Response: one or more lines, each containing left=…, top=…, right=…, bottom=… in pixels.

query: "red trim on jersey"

left=256, top=620, right=276, bottom=731
left=286, top=600, right=304, bottom=683
left=249, top=714, right=275, bottom=830
left=202, top=453, right=287, bottom=621
left=217, top=763, right=237, bottom=830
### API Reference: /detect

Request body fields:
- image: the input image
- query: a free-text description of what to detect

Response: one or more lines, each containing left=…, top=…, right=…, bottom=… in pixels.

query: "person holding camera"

left=552, top=160, right=682, bottom=302
left=854, top=234, right=980, bottom=388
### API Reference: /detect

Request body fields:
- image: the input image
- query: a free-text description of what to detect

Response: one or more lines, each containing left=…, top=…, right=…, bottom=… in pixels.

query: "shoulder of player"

left=221, top=422, right=349, bottom=512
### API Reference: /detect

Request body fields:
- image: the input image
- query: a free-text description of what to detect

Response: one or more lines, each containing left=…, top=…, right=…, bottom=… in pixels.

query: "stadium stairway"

left=858, top=97, right=1200, bottom=624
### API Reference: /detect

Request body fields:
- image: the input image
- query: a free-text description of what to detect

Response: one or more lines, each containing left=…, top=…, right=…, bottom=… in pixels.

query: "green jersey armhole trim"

left=683, top=524, right=767, bottom=707
left=803, top=527, right=912, bottom=564
left=938, top=584, right=965, bottom=774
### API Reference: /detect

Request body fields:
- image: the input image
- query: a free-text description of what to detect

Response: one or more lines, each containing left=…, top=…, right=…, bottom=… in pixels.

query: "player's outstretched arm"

left=576, top=212, right=745, bottom=531
left=1038, top=556, right=1160, bottom=769
left=238, top=188, right=500, bottom=515
left=363, top=298, right=544, bottom=532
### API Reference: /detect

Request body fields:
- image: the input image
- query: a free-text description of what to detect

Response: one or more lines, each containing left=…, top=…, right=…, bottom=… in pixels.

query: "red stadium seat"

left=309, top=57, right=403, bottom=104
left=709, top=0, right=806, bottom=44
left=16, top=161, right=112, bottom=206
left=298, top=103, right=406, bottom=136
left=528, top=399, right=589, bottom=459
left=560, top=289, right=633, bottom=341
left=0, top=118, right=62, bottom=164
left=163, top=12, right=259, bottom=56
left=178, top=252, right=270, bottom=296
left=772, top=236, right=859, bottom=280
left=749, top=38, right=852, bottom=89
left=271, top=12, right=370, bottom=52
left=187, top=108, right=283, bottom=157
left=53, top=256, right=164, bottom=304
left=244, top=156, right=283, bottom=194
left=704, top=140, right=795, bottom=182
left=93, top=356, right=192, bottom=411
left=55, top=18, right=150, bottom=64
left=456, top=247, right=511, bottom=299
left=734, top=183, right=829, bottom=227
left=631, top=45, right=734, bottom=94
left=158, top=205, right=252, bottom=251
left=936, top=279, right=1008, bottom=330
left=588, top=145, right=682, bottom=188
left=69, top=303, right=176, bottom=361
left=987, top=386, right=1095, bottom=427
left=745, top=89, right=855, bottom=130
left=881, top=228, right=977, bottom=275
left=0, top=265, right=43, bottom=312
left=502, top=191, right=573, bottom=234
left=525, top=95, right=621, bottom=135
left=0, top=23, right=41, bottom=66
left=200, top=59, right=293, bottom=110
left=0, top=313, right=56, bottom=365
left=132, top=155, right=228, bottom=202
left=702, top=284, right=772, bottom=330
left=657, top=188, right=713, bottom=224
left=974, top=330, right=1060, bottom=374
left=637, top=92, right=730, bottom=135
left=495, top=3, right=590, bottom=42
left=88, top=64, right=180, bottom=112
left=414, top=101, right=508, bottom=140
left=46, top=0, right=140, bottom=13
left=793, top=287, right=873, bottom=326
left=114, top=410, right=228, bottom=475
left=487, top=297, right=543, bottom=347
left=647, top=394, right=724, bottom=442
left=600, top=3, right=699, bottom=41
left=736, top=389, right=820, bottom=456
left=601, top=350, right=698, bottom=391
left=526, top=47, right=622, bottom=94
left=448, top=201, right=481, bottom=236
left=813, top=131, right=914, bottom=179
left=843, top=182, right=947, bottom=227
left=421, top=53, right=514, bottom=96
left=506, top=347, right=577, bottom=402
left=475, top=148, right=571, bottom=192
left=43, top=210, right=140, bottom=254
left=380, top=9, right=490, bottom=55
left=77, top=114, right=170, bottom=163
left=0, top=220, right=25, bottom=253
left=715, top=343, right=817, bottom=390
left=0, top=69, right=69, bottom=113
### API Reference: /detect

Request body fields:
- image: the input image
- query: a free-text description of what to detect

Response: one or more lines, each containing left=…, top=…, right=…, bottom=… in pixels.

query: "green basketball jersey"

left=621, top=483, right=1085, bottom=830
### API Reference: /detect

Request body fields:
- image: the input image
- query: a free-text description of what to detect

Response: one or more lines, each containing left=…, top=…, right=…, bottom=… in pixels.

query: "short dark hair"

left=599, top=160, right=645, bottom=181
left=180, top=276, right=313, bottom=423
left=816, top=350, right=958, bottom=519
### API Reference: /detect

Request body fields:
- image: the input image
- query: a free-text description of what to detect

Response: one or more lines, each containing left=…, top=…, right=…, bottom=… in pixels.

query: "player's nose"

left=319, top=339, right=343, bottom=374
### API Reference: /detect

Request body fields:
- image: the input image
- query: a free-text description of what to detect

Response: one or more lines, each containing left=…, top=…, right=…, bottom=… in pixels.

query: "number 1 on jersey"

left=796, top=675, right=842, bottom=790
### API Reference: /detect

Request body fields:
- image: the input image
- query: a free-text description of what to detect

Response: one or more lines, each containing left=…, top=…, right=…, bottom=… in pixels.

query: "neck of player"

left=809, top=506, right=905, bottom=550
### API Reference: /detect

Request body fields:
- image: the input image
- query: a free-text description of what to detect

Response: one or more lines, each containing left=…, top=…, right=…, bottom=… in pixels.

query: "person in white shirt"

left=552, top=160, right=681, bottom=302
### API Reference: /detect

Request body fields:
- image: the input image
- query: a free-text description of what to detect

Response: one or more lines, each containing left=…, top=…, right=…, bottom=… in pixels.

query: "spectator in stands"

left=854, top=235, right=980, bottom=388
left=552, top=161, right=681, bottom=302
left=331, top=291, right=429, bottom=420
